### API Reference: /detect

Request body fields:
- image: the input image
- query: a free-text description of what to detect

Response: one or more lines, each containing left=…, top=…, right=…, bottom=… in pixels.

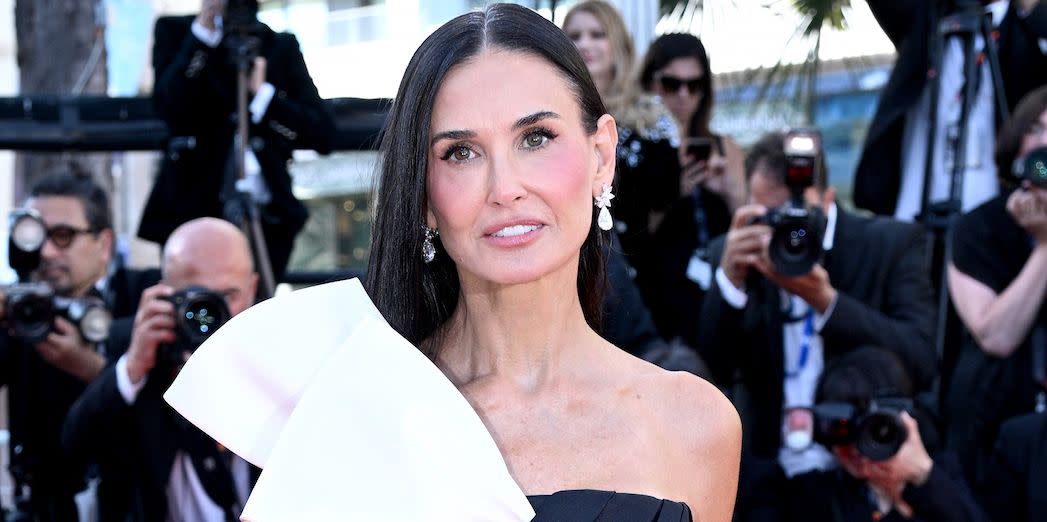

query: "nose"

left=486, top=155, right=527, bottom=206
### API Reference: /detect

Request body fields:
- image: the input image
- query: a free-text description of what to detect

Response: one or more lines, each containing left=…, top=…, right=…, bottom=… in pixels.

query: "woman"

left=562, top=2, right=681, bottom=269
left=639, top=32, right=746, bottom=214
left=633, top=33, right=745, bottom=348
left=367, top=3, right=740, bottom=520
left=944, top=86, right=1047, bottom=484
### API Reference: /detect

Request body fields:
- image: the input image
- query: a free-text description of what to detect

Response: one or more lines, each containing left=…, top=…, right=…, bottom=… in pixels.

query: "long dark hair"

left=365, top=3, right=609, bottom=357
left=638, top=33, right=714, bottom=138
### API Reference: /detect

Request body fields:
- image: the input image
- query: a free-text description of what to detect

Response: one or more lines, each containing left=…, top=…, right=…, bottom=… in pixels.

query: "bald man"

left=62, top=218, right=259, bottom=522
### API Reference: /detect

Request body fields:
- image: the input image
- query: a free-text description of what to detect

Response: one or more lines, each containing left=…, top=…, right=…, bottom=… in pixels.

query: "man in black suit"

left=63, top=218, right=259, bottom=521
left=697, top=132, right=937, bottom=521
left=0, top=172, right=126, bottom=520
left=980, top=410, right=1047, bottom=521
left=854, top=0, right=1047, bottom=219
left=140, top=0, right=335, bottom=284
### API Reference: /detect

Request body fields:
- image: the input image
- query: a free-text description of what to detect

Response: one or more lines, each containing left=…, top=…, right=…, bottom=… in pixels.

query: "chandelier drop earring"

left=594, top=183, right=615, bottom=231
left=422, top=226, right=439, bottom=264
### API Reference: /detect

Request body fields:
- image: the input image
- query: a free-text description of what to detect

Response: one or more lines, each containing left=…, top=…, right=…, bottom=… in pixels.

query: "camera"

left=223, top=0, right=262, bottom=70
left=812, top=397, right=913, bottom=461
left=3, top=283, right=112, bottom=344
left=158, top=286, right=231, bottom=365
left=3, top=209, right=112, bottom=344
left=1013, top=145, right=1047, bottom=188
left=750, top=129, right=827, bottom=276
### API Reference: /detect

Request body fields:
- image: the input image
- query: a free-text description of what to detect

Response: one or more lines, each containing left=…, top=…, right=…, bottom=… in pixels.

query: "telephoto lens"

left=1014, top=146, right=1047, bottom=188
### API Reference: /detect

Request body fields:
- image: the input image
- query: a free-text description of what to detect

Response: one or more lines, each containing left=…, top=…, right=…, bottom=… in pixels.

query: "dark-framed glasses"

left=46, top=224, right=98, bottom=249
left=656, top=73, right=703, bottom=95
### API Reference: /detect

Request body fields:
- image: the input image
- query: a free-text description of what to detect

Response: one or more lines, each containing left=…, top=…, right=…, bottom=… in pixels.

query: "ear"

left=591, top=114, right=618, bottom=197
left=246, top=273, right=259, bottom=304
left=98, top=228, right=114, bottom=265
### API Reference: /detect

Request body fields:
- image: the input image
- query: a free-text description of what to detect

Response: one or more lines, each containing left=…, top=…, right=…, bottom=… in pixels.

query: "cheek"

left=532, top=143, right=593, bottom=209
left=427, top=166, right=481, bottom=229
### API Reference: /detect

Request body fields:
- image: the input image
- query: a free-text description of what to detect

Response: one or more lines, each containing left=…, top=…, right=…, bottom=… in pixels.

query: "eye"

left=441, top=144, right=477, bottom=162
left=522, top=128, right=556, bottom=149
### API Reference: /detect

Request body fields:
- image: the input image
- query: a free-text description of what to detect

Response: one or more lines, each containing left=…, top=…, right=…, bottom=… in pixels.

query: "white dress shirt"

left=714, top=203, right=840, bottom=477
left=894, top=1, right=1011, bottom=221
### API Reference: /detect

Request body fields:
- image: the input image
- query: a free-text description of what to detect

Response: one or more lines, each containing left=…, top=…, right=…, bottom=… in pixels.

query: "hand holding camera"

left=721, top=204, right=772, bottom=289
left=1006, top=185, right=1047, bottom=244
left=125, top=284, right=177, bottom=384
left=865, top=412, right=934, bottom=490
left=126, top=283, right=232, bottom=383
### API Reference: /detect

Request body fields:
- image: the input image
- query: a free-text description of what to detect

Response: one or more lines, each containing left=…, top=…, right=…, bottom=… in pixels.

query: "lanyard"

left=691, top=186, right=710, bottom=251
left=784, top=309, right=815, bottom=379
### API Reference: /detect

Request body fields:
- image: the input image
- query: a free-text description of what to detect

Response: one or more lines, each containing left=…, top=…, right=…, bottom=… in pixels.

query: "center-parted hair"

left=365, top=3, right=609, bottom=356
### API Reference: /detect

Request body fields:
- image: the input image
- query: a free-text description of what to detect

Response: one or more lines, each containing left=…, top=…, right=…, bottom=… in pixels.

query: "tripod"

left=222, top=28, right=276, bottom=300
left=919, top=0, right=1008, bottom=389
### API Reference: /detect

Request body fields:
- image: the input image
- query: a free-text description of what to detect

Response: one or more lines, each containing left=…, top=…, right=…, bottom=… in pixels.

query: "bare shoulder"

left=648, top=369, right=740, bottom=452
left=632, top=362, right=742, bottom=520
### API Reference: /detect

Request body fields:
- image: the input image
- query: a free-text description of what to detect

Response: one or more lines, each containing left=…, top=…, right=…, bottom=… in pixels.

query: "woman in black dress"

left=366, top=3, right=740, bottom=520
left=945, top=86, right=1047, bottom=484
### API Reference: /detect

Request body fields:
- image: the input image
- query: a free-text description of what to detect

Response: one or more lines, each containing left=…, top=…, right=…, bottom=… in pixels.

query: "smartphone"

left=683, top=137, right=714, bottom=163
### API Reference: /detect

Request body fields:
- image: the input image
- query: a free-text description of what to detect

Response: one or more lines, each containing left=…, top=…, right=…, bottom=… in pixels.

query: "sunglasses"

left=46, top=224, right=98, bottom=249
left=656, top=74, right=704, bottom=95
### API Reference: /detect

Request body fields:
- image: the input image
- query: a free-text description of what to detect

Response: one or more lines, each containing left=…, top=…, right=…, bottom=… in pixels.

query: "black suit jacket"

left=980, top=411, right=1047, bottom=521
left=0, top=269, right=152, bottom=517
left=784, top=452, right=987, bottom=522
left=854, top=0, right=1047, bottom=216
left=139, top=16, right=335, bottom=277
left=697, top=208, right=937, bottom=458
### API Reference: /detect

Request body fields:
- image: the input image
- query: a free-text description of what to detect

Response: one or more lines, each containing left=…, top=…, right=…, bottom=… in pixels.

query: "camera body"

left=751, top=129, right=827, bottom=276
left=158, top=286, right=231, bottom=365
left=1013, top=145, right=1047, bottom=188
left=3, top=283, right=112, bottom=344
left=812, top=397, right=913, bottom=461
left=4, top=209, right=112, bottom=344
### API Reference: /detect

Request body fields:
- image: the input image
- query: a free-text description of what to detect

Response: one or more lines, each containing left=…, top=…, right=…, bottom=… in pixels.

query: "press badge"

left=686, top=250, right=712, bottom=290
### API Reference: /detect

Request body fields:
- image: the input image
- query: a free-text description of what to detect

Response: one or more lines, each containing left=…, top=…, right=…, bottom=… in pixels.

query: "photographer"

left=855, top=0, right=1047, bottom=219
left=783, top=347, right=988, bottom=522
left=62, top=218, right=258, bottom=521
left=980, top=409, right=1047, bottom=520
left=943, top=86, right=1047, bottom=484
left=697, top=131, right=937, bottom=521
left=139, top=0, right=335, bottom=284
left=0, top=173, right=119, bottom=520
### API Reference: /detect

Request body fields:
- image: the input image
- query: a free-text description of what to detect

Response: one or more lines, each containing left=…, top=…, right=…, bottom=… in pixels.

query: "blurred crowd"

left=2, top=0, right=1047, bottom=521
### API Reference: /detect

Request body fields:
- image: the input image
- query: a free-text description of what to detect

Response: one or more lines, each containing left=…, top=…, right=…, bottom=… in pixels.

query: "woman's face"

left=426, top=49, right=616, bottom=287
left=651, top=56, right=705, bottom=129
left=1018, top=107, right=1047, bottom=157
left=564, top=11, right=613, bottom=88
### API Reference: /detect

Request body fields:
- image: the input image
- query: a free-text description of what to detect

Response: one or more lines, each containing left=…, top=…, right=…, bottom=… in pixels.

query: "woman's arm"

left=947, top=244, right=1047, bottom=358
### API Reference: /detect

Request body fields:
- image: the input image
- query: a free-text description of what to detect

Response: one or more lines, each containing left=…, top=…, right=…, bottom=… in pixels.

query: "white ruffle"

left=164, top=279, right=535, bottom=521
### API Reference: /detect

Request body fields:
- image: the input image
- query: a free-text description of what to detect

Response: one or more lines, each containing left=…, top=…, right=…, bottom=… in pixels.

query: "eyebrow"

left=429, top=111, right=561, bottom=148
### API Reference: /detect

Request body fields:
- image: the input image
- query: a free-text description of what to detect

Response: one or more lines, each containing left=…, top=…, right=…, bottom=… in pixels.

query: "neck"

left=593, top=73, right=612, bottom=100
left=435, top=263, right=593, bottom=390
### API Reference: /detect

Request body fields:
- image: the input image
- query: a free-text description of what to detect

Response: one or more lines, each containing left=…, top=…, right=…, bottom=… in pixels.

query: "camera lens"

left=783, top=226, right=809, bottom=258
left=179, top=294, right=230, bottom=345
left=856, top=411, right=907, bottom=461
left=78, top=305, right=113, bottom=343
